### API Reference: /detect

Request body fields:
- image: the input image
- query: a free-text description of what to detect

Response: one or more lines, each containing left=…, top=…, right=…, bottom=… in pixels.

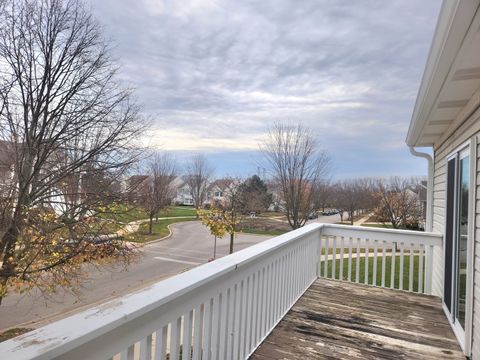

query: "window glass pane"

left=456, top=155, right=469, bottom=328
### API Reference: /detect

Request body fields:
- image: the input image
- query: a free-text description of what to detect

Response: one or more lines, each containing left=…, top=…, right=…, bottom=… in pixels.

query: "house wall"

left=432, top=105, right=480, bottom=358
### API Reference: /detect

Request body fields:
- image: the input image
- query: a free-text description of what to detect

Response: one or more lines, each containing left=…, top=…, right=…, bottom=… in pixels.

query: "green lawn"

left=100, top=205, right=196, bottom=223
left=320, top=255, right=423, bottom=292
left=129, top=218, right=198, bottom=243
left=157, top=206, right=197, bottom=218
left=98, top=204, right=148, bottom=223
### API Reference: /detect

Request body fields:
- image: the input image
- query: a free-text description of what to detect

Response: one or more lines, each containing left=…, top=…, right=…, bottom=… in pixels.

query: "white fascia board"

left=406, top=0, right=479, bottom=147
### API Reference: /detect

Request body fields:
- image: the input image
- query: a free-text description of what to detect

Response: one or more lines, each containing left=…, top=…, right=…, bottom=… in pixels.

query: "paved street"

left=0, top=221, right=271, bottom=330
left=0, top=214, right=342, bottom=330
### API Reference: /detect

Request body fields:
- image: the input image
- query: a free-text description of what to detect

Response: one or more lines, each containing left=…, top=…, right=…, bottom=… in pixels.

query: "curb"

left=134, top=220, right=200, bottom=246
left=141, top=223, right=174, bottom=245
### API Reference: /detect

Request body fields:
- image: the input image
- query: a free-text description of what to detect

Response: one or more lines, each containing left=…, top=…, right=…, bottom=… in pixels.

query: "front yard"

left=238, top=217, right=291, bottom=236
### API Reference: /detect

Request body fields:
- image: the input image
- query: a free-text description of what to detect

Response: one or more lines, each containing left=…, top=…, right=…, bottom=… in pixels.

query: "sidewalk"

left=353, top=214, right=371, bottom=226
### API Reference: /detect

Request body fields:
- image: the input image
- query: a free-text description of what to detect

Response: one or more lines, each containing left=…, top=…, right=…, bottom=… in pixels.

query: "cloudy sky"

left=88, top=0, right=442, bottom=179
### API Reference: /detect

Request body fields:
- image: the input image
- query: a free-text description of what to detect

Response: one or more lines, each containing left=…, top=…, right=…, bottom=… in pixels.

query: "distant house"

left=125, top=175, right=150, bottom=202
left=0, top=141, right=78, bottom=216
left=172, top=177, right=194, bottom=206
left=0, top=141, right=15, bottom=199
left=205, top=178, right=236, bottom=206
left=266, top=180, right=285, bottom=212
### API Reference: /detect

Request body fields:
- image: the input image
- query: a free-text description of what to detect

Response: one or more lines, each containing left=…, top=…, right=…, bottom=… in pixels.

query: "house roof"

left=208, top=178, right=235, bottom=192
left=407, top=0, right=480, bottom=148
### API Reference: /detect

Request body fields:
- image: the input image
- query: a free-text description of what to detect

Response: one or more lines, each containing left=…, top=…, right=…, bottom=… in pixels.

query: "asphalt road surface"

left=0, top=221, right=272, bottom=330
left=0, top=214, right=341, bottom=330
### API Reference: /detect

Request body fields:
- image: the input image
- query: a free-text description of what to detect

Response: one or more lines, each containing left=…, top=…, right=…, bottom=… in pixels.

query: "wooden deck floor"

left=251, top=279, right=464, bottom=360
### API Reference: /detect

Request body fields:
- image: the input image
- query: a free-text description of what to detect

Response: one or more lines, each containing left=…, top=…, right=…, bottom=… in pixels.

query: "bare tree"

left=0, top=0, right=144, bottom=304
left=311, top=180, right=333, bottom=212
left=261, top=123, right=331, bottom=229
left=373, top=177, right=423, bottom=229
left=332, top=179, right=372, bottom=225
left=140, top=153, right=176, bottom=234
left=185, top=154, right=213, bottom=215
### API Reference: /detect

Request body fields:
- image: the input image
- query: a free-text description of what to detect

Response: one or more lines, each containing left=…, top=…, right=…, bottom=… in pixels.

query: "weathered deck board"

left=250, top=279, right=464, bottom=359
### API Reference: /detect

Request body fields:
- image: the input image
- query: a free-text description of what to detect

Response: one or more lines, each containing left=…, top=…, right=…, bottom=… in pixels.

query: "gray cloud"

left=87, top=0, right=441, bottom=176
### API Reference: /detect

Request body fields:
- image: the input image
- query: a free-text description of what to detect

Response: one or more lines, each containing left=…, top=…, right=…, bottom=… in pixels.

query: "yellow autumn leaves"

left=197, top=206, right=238, bottom=239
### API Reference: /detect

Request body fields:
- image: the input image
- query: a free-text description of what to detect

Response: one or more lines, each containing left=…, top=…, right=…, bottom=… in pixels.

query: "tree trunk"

left=0, top=224, right=20, bottom=306
left=229, top=232, right=234, bottom=254
left=149, top=215, right=153, bottom=234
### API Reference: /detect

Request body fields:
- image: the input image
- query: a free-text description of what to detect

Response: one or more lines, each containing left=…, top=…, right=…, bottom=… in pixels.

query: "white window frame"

left=444, top=138, right=476, bottom=356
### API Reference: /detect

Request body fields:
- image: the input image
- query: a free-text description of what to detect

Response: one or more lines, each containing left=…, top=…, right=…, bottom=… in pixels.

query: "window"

left=445, top=145, right=472, bottom=345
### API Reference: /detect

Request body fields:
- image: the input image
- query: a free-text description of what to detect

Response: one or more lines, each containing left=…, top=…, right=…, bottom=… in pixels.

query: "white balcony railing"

left=0, top=223, right=442, bottom=360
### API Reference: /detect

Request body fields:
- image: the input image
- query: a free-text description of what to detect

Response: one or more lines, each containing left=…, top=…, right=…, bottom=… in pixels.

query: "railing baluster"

left=182, top=310, right=193, bottom=360
left=390, top=243, right=396, bottom=289
left=339, top=236, right=344, bottom=280
left=171, top=317, right=182, bottom=360
left=324, top=236, right=329, bottom=277
left=281, top=254, right=287, bottom=318
left=154, top=325, right=168, bottom=360
left=293, top=248, right=296, bottom=293
left=263, top=265, right=270, bottom=336
left=219, top=291, right=228, bottom=359
left=273, top=258, right=279, bottom=323
left=226, top=286, right=235, bottom=360
left=418, top=245, right=424, bottom=293
left=364, top=238, right=370, bottom=285
left=204, top=298, right=213, bottom=360
left=232, top=282, right=242, bottom=360
left=332, top=236, right=337, bottom=279
left=244, top=276, right=253, bottom=356
left=381, top=241, right=386, bottom=288
left=193, top=304, right=205, bottom=360
left=409, top=243, right=414, bottom=292
left=373, top=240, right=378, bottom=286
left=239, top=279, right=247, bottom=360
left=120, top=344, right=135, bottom=360
left=355, top=238, right=361, bottom=283
left=317, top=236, right=323, bottom=277
left=211, top=293, right=221, bottom=360
left=399, top=242, right=405, bottom=290
left=348, top=237, right=353, bottom=282
left=248, top=275, right=257, bottom=355
left=261, top=267, right=268, bottom=342
left=139, top=338, right=148, bottom=360
left=425, top=245, right=433, bottom=294
left=257, top=269, right=264, bottom=346
left=278, top=256, right=284, bottom=318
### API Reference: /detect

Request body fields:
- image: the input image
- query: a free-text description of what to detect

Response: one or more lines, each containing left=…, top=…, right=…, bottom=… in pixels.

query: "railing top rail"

left=0, top=223, right=323, bottom=360
left=321, top=223, right=443, bottom=246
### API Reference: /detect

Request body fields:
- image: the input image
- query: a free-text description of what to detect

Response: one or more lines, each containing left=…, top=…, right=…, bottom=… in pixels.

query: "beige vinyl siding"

left=432, top=105, right=480, bottom=358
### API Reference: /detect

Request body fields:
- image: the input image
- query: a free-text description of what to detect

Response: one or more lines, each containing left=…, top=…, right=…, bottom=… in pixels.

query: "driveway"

left=0, top=221, right=271, bottom=330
